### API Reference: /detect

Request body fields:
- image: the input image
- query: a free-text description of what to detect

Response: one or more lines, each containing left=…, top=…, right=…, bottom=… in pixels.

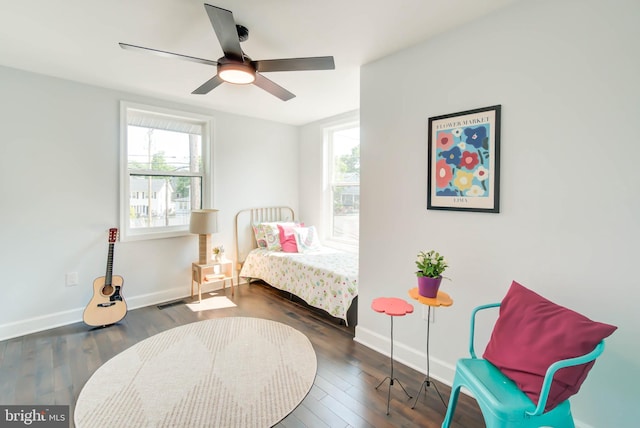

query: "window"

left=120, top=102, right=213, bottom=241
left=325, top=123, right=360, bottom=245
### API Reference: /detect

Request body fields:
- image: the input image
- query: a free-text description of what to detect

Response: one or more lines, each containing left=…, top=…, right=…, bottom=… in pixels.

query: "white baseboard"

left=354, top=324, right=456, bottom=385
left=0, top=284, right=227, bottom=342
left=0, top=308, right=84, bottom=343
left=354, top=325, right=592, bottom=428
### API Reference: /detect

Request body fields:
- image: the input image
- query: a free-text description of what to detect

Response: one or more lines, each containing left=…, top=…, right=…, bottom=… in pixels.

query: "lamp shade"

left=189, top=209, right=219, bottom=234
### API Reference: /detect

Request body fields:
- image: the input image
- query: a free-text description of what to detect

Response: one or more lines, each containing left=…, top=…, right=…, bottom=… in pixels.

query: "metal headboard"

left=234, top=206, right=295, bottom=278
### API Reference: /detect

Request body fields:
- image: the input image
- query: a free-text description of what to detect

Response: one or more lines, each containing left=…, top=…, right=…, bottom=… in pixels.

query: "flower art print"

left=427, top=105, right=501, bottom=213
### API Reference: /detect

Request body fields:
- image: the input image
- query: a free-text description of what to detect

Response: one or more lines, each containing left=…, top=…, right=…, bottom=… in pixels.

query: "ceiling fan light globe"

left=218, top=63, right=256, bottom=84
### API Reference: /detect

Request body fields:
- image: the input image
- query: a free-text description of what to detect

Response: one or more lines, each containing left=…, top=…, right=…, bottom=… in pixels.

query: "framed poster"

left=427, top=105, right=501, bottom=213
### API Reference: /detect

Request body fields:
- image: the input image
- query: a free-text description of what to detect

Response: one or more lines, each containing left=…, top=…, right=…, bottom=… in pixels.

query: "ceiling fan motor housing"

left=217, top=56, right=256, bottom=84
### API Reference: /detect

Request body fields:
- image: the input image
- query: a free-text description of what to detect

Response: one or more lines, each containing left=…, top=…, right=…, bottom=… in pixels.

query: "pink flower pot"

left=417, top=275, right=442, bottom=298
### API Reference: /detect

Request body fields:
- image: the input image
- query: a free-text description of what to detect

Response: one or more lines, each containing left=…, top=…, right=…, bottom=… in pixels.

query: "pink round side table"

left=371, top=297, right=414, bottom=415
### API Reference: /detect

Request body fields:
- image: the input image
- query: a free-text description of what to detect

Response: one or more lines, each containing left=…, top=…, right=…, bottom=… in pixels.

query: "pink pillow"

left=278, top=223, right=303, bottom=253
left=483, top=281, right=616, bottom=411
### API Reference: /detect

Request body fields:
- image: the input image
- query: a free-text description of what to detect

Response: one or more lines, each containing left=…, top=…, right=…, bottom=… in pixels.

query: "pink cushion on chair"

left=483, top=281, right=617, bottom=411
left=278, top=223, right=302, bottom=252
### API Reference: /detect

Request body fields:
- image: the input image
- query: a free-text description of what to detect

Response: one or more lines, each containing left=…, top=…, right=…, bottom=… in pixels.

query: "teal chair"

left=441, top=303, right=606, bottom=428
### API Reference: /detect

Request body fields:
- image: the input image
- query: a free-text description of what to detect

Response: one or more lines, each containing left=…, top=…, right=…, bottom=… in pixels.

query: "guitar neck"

left=105, top=243, right=114, bottom=286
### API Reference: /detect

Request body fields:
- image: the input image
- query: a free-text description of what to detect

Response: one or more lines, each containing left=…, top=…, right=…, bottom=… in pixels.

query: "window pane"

left=329, top=125, right=360, bottom=242
left=127, top=126, right=202, bottom=173
left=129, top=175, right=201, bottom=229
left=332, top=184, right=360, bottom=241
left=332, top=127, right=360, bottom=182
left=121, top=102, right=212, bottom=241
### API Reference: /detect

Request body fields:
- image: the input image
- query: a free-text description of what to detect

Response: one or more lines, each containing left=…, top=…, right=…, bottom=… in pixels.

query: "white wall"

left=0, top=65, right=298, bottom=340
left=355, top=0, right=639, bottom=427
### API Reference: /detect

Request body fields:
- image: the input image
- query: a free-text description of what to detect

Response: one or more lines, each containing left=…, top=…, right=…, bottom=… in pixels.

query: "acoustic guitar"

left=83, top=228, right=127, bottom=327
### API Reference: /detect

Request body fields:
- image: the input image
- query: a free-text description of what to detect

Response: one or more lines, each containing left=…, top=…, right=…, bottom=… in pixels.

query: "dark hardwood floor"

left=0, top=282, right=485, bottom=427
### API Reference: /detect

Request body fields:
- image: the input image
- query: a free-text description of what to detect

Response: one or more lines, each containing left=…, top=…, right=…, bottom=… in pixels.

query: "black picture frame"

left=427, top=105, right=501, bottom=213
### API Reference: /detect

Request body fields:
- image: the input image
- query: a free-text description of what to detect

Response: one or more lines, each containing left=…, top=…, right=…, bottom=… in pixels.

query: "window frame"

left=119, top=101, right=214, bottom=241
left=324, top=120, right=360, bottom=247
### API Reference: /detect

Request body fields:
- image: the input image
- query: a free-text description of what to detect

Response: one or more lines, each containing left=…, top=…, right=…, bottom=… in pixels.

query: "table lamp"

left=189, top=209, right=219, bottom=265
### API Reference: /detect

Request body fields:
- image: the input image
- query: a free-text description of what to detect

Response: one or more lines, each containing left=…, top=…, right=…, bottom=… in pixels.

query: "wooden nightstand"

left=191, top=260, right=234, bottom=302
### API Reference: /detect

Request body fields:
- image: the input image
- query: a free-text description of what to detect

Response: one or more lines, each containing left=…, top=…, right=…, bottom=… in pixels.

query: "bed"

left=235, top=206, right=358, bottom=326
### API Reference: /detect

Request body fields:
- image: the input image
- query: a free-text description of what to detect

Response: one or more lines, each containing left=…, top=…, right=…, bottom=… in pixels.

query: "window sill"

left=120, top=228, right=191, bottom=242
left=322, top=239, right=359, bottom=253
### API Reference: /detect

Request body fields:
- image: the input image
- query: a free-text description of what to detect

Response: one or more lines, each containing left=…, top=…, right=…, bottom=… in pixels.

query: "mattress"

left=239, top=247, right=358, bottom=323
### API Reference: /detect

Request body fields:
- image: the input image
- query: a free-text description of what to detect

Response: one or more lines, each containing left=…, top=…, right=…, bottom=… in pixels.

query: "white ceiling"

left=0, top=0, right=518, bottom=125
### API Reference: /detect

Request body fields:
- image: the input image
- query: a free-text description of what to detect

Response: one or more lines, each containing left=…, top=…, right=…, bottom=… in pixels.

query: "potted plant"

left=415, top=250, right=448, bottom=298
left=213, top=245, right=225, bottom=262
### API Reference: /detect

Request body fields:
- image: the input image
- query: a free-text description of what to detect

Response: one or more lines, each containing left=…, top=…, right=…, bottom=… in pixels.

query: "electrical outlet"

left=66, top=272, right=79, bottom=286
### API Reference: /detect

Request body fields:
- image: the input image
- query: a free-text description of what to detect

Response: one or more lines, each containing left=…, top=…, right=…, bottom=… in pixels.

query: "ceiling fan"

left=119, top=3, right=335, bottom=101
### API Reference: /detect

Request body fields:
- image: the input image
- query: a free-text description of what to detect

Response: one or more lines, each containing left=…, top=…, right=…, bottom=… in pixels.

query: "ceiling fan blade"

left=119, top=43, right=218, bottom=67
left=204, top=4, right=243, bottom=60
left=252, top=56, right=335, bottom=73
left=192, top=75, right=225, bottom=95
left=253, top=74, right=295, bottom=101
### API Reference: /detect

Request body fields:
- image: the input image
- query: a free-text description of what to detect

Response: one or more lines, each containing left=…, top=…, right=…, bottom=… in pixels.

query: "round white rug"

left=75, top=317, right=317, bottom=427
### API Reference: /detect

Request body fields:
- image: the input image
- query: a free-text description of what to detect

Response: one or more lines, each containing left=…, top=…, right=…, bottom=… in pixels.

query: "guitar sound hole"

left=102, top=285, right=114, bottom=296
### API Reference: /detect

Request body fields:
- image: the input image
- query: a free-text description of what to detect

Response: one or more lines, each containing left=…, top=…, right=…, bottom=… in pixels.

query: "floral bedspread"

left=239, top=248, right=358, bottom=324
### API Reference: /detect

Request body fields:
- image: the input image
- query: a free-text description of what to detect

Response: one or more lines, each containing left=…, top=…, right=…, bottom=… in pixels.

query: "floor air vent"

left=157, top=299, right=186, bottom=310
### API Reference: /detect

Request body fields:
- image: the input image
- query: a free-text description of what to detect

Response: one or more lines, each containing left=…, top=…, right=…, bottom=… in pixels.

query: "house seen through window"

left=120, top=102, right=213, bottom=240
left=326, top=124, right=360, bottom=244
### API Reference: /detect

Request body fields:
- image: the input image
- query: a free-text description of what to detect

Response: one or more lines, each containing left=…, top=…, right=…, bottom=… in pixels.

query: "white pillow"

left=293, top=226, right=321, bottom=253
